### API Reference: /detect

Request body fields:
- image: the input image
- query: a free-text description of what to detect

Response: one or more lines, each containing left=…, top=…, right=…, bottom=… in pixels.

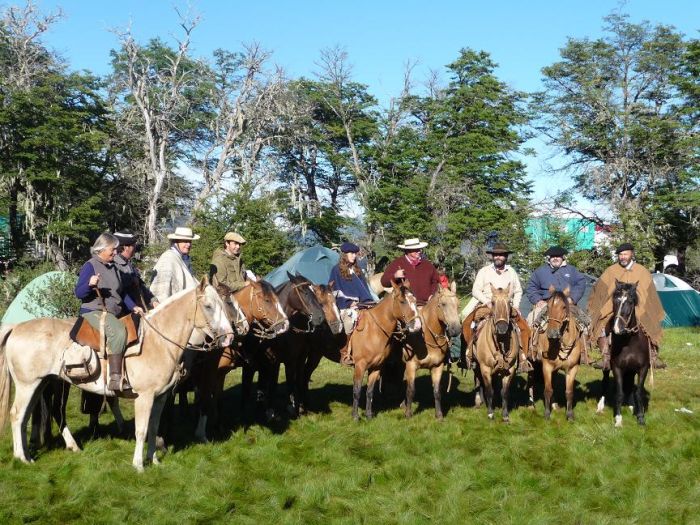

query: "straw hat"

left=397, top=238, right=428, bottom=250
left=167, top=227, right=200, bottom=241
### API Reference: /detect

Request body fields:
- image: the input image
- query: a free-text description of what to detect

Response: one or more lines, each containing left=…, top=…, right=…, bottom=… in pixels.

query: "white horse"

left=0, top=277, right=233, bottom=471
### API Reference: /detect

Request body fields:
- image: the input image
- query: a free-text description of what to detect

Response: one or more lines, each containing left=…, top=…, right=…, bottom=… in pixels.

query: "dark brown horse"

left=598, top=281, right=651, bottom=427
left=349, top=281, right=421, bottom=421
left=402, top=283, right=461, bottom=420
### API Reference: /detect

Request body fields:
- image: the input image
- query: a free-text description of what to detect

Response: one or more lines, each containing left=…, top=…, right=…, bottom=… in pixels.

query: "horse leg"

left=50, top=380, right=79, bottom=452
left=29, top=380, right=51, bottom=450
left=300, top=349, right=323, bottom=414
left=431, top=363, right=444, bottom=420
left=526, top=369, right=535, bottom=409
left=285, top=355, right=299, bottom=418
left=366, top=369, right=381, bottom=420
left=543, top=361, right=553, bottom=420
left=501, top=371, right=515, bottom=423
left=10, top=380, right=43, bottom=462
left=403, top=361, right=417, bottom=418
left=146, top=393, right=168, bottom=466
left=635, top=366, right=649, bottom=426
left=352, top=365, right=364, bottom=421
left=613, top=366, right=624, bottom=428
left=565, top=365, right=578, bottom=421
left=132, top=392, right=155, bottom=472
left=473, top=368, right=483, bottom=408
left=107, top=397, right=125, bottom=435
left=241, top=363, right=255, bottom=417
left=194, top=378, right=212, bottom=444
left=596, top=369, right=609, bottom=414
left=481, top=368, right=495, bottom=420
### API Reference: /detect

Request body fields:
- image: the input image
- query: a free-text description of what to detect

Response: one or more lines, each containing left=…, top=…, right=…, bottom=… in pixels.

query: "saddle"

left=69, top=313, right=140, bottom=354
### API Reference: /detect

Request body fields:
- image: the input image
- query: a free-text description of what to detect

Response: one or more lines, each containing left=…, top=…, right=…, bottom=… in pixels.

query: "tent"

left=264, top=245, right=340, bottom=288
left=652, top=273, right=700, bottom=328
left=1, top=271, right=72, bottom=325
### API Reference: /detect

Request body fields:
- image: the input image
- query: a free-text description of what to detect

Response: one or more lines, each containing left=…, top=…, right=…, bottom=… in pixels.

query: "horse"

left=275, top=282, right=343, bottom=418
left=0, top=277, right=233, bottom=471
left=402, top=283, right=461, bottom=420
left=472, top=285, right=522, bottom=422
left=531, top=287, right=585, bottom=421
left=240, top=273, right=326, bottom=421
left=349, top=280, right=421, bottom=421
left=597, top=281, right=651, bottom=427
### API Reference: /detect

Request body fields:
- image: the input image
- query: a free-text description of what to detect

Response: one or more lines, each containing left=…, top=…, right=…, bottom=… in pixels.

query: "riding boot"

left=592, top=336, right=610, bottom=370
left=651, top=346, right=667, bottom=369
left=514, top=313, right=533, bottom=373
left=108, top=353, right=132, bottom=392
left=340, top=343, right=354, bottom=367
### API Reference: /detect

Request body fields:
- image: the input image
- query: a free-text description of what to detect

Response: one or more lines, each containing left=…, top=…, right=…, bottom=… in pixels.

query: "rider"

left=329, top=242, right=375, bottom=365
left=525, top=246, right=589, bottom=337
left=150, top=226, right=199, bottom=303
left=113, top=230, right=159, bottom=311
left=461, top=242, right=531, bottom=373
left=380, top=238, right=439, bottom=305
left=74, top=233, right=143, bottom=392
left=209, top=231, right=256, bottom=292
left=588, top=242, right=666, bottom=370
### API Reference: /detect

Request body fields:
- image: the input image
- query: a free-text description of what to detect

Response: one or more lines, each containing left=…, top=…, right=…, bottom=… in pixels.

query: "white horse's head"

left=194, top=278, right=234, bottom=348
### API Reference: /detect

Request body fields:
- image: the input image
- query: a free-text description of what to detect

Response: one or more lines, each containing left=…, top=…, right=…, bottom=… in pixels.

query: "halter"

left=248, top=284, right=288, bottom=339
left=613, top=291, right=639, bottom=333
left=420, top=293, right=452, bottom=350
left=288, top=282, right=318, bottom=334
left=227, top=294, right=249, bottom=335
left=546, top=296, right=570, bottom=332
left=365, top=289, right=419, bottom=342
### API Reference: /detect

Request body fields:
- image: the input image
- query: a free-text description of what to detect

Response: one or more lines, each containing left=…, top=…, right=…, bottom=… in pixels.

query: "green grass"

left=1, top=328, right=699, bottom=524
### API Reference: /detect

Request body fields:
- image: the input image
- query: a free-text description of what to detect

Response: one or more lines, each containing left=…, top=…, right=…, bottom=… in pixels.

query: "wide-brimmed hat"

left=544, top=245, right=568, bottom=257
left=114, top=230, right=137, bottom=246
left=486, top=242, right=512, bottom=255
left=615, top=242, right=634, bottom=254
left=397, top=238, right=428, bottom=250
left=167, top=227, right=200, bottom=241
left=224, top=232, right=246, bottom=244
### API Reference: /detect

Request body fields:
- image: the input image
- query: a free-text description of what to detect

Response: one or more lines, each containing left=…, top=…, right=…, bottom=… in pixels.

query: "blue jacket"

left=328, top=265, right=374, bottom=309
left=526, top=263, right=587, bottom=305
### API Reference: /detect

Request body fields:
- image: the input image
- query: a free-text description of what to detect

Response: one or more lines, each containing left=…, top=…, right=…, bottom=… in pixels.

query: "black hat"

left=114, top=229, right=137, bottom=246
left=340, top=241, right=360, bottom=253
left=486, top=242, right=512, bottom=255
left=544, top=245, right=568, bottom=257
left=615, top=242, right=634, bottom=254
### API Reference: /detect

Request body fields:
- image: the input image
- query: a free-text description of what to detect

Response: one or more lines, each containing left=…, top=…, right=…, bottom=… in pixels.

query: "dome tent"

left=264, top=245, right=340, bottom=287
left=1, top=271, right=74, bottom=325
left=652, top=273, right=700, bottom=328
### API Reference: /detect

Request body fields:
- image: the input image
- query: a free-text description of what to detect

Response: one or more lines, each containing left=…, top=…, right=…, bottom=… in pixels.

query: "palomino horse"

left=275, top=282, right=343, bottom=417
left=597, top=281, right=651, bottom=427
left=241, top=273, right=326, bottom=420
left=0, top=278, right=233, bottom=471
left=402, top=283, right=461, bottom=419
left=350, top=281, right=421, bottom=421
left=532, top=288, right=585, bottom=421
left=472, top=285, right=523, bottom=422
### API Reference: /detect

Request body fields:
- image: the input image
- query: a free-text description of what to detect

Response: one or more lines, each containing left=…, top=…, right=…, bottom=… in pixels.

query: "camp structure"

left=652, top=273, right=700, bottom=328
left=264, top=245, right=340, bottom=287
left=1, top=271, right=73, bottom=325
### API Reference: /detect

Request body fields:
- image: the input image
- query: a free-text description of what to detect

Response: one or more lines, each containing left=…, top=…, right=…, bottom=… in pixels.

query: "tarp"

left=652, top=273, right=700, bottom=328
left=1, top=271, right=72, bottom=325
left=264, top=245, right=340, bottom=288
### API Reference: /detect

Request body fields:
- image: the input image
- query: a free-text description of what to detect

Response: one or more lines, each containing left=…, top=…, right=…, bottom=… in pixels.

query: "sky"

left=33, top=0, right=700, bottom=207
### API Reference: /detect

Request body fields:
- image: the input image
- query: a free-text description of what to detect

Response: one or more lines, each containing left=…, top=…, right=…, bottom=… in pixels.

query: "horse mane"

left=615, top=282, right=639, bottom=305
left=548, top=290, right=571, bottom=310
left=258, top=280, right=277, bottom=298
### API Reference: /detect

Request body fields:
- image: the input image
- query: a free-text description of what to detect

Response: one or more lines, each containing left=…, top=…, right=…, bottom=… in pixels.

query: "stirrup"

left=517, top=358, right=533, bottom=374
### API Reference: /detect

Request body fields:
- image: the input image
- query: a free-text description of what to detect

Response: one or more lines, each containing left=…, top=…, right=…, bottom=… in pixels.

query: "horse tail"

left=0, top=324, right=15, bottom=433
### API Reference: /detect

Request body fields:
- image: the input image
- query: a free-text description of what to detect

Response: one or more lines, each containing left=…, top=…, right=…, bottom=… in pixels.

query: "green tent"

left=1, top=271, right=73, bottom=325
left=652, top=273, right=700, bottom=328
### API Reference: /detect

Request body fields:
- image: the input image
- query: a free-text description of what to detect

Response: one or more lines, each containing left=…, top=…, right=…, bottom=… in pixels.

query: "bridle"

left=613, top=290, right=638, bottom=334
left=225, top=293, right=249, bottom=335
left=288, top=282, right=320, bottom=334
left=545, top=296, right=570, bottom=334
left=421, top=291, right=454, bottom=350
left=246, top=284, right=288, bottom=339
left=366, top=288, right=419, bottom=342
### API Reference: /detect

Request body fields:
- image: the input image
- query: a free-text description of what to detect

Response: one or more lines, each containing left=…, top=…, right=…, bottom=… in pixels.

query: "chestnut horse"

left=402, top=283, right=461, bottom=419
left=472, top=285, right=522, bottom=422
left=0, top=278, right=233, bottom=470
left=597, top=281, right=651, bottom=427
left=350, top=281, right=421, bottom=421
left=532, top=288, right=585, bottom=421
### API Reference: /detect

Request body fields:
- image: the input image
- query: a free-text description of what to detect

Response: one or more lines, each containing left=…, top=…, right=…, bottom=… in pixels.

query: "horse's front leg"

left=480, top=367, right=495, bottom=420
left=596, top=369, right=610, bottom=414
left=366, top=369, right=381, bottom=420
left=430, top=363, right=445, bottom=420
left=352, top=364, right=364, bottom=421
left=146, top=393, right=168, bottom=465
left=52, top=381, right=79, bottom=452
left=542, top=360, right=554, bottom=420
left=565, top=364, right=578, bottom=421
left=403, top=361, right=417, bottom=418
left=613, top=366, right=624, bottom=428
left=301, top=349, right=323, bottom=414
left=501, top=369, right=515, bottom=423
left=132, top=392, right=155, bottom=472
left=635, top=366, right=649, bottom=426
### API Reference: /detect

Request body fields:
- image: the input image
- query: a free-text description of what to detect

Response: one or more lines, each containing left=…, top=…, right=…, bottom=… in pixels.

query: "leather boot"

left=108, top=353, right=132, bottom=392
left=340, top=342, right=354, bottom=367
left=592, top=336, right=610, bottom=370
left=651, top=346, right=667, bottom=369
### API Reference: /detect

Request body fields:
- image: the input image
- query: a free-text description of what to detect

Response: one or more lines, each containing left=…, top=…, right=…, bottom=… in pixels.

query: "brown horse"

left=472, top=285, right=522, bottom=422
left=350, top=281, right=421, bottom=421
left=532, top=288, right=585, bottom=421
left=402, top=283, right=461, bottom=419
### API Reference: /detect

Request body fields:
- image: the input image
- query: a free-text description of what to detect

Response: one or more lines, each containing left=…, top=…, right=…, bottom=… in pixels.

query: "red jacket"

left=381, top=256, right=439, bottom=304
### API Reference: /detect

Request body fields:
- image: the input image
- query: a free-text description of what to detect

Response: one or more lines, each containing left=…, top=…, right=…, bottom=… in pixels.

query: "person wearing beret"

left=114, top=229, right=158, bottom=311
left=209, top=231, right=255, bottom=293
left=329, top=242, right=375, bottom=364
left=461, top=242, right=531, bottom=373
left=588, top=242, right=666, bottom=370
left=526, top=245, right=587, bottom=319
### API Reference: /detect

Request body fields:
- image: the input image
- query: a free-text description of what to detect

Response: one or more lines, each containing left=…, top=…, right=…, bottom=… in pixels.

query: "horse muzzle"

left=495, top=320, right=509, bottom=335
left=329, top=320, right=343, bottom=335
left=547, top=328, right=562, bottom=340
left=446, top=323, right=461, bottom=338
left=407, top=317, right=422, bottom=333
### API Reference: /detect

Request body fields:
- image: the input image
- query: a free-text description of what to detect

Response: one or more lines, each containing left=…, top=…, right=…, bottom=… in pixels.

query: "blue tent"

left=1, top=271, right=72, bottom=325
left=264, top=245, right=340, bottom=287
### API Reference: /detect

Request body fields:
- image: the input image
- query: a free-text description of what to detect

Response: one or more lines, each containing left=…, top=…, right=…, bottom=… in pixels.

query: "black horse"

left=599, top=281, right=651, bottom=427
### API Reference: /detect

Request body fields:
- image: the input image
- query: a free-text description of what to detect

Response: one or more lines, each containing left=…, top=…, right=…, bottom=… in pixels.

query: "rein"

left=288, top=282, right=317, bottom=334
left=247, top=285, right=287, bottom=339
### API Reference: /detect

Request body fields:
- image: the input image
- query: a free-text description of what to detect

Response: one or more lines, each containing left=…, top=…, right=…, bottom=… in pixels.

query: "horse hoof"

left=502, top=416, right=510, bottom=423
left=155, top=436, right=166, bottom=451
left=527, top=404, right=535, bottom=411
left=637, top=418, right=646, bottom=426
left=544, top=412, right=551, bottom=421
left=614, top=415, right=623, bottom=428
left=551, top=403, right=559, bottom=411
left=435, top=413, right=444, bottom=421
left=488, top=413, right=494, bottom=420
left=567, top=414, right=575, bottom=422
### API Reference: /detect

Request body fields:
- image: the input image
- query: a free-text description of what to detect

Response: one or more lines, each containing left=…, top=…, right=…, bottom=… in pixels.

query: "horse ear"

left=450, top=281, right=457, bottom=294
left=211, top=274, right=220, bottom=287
left=199, top=275, right=209, bottom=290
left=632, top=280, right=639, bottom=289
left=328, top=280, right=335, bottom=290
left=615, top=278, right=622, bottom=288
left=391, top=279, right=401, bottom=291
left=563, top=286, right=570, bottom=297
left=548, top=284, right=556, bottom=294
left=403, top=279, right=412, bottom=291
left=286, top=271, right=295, bottom=280
left=490, top=284, right=497, bottom=295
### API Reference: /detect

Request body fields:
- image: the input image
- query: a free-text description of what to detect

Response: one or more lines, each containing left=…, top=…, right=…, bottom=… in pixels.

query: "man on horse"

left=209, top=232, right=256, bottom=292
left=150, top=227, right=199, bottom=303
left=114, top=230, right=159, bottom=311
left=588, top=242, right=666, bottom=370
left=462, top=242, right=531, bottom=373
left=526, top=246, right=590, bottom=351
left=380, top=238, right=439, bottom=305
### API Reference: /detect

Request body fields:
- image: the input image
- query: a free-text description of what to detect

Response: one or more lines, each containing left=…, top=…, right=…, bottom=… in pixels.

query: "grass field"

left=0, top=328, right=698, bottom=524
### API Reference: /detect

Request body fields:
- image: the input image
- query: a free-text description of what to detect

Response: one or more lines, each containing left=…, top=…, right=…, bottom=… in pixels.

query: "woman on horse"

left=74, top=233, right=143, bottom=392
left=329, top=242, right=375, bottom=336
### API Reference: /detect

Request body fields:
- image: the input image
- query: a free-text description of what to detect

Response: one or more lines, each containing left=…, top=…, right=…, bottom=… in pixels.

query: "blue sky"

left=36, top=0, right=700, bottom=204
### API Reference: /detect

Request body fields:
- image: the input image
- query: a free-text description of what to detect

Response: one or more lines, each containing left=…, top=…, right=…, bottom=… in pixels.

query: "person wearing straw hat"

left=461, top=242, right=530, bottom=372
left=113, top=229, right=158, bottom=311
left=380, top=237, right=439, bottom=305
left=210, top=231, right=255, bottom=293
left=150, top=226, right=199, bottom=303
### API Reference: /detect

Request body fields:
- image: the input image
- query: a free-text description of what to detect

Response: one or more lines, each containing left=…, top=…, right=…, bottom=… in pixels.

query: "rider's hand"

left=394, top=268, right=405, bottom=279
left=88, top=274, right=100, bottom=287
left=151, top=300, right=160, bottom=308
left=133, top=306, right=144, bottom=315
left=536, top=300, right=546, bottom=308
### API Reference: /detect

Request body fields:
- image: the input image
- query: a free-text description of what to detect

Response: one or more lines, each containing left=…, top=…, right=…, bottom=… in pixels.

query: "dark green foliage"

left=23, top=272, right=80, bottom=319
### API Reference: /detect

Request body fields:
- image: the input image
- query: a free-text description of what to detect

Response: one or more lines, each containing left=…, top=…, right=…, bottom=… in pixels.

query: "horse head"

left=237, top=280, right=289, bottom=337
left=546, top=286, right=571, bottom=340
left=284, top=273, right=326, bottom=332
left=314, top=281, right=343, bottom=335
left=435, top=283, right=461, bottom=338
left=195, top=277, right=234, bottom=348
left=391, top=279, right=422, bottom=333
left=213, top=281, right=250, bottom=337
left=612, top=280, right=639, bottom=335
left=490, top=284, right=512, bottom=336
